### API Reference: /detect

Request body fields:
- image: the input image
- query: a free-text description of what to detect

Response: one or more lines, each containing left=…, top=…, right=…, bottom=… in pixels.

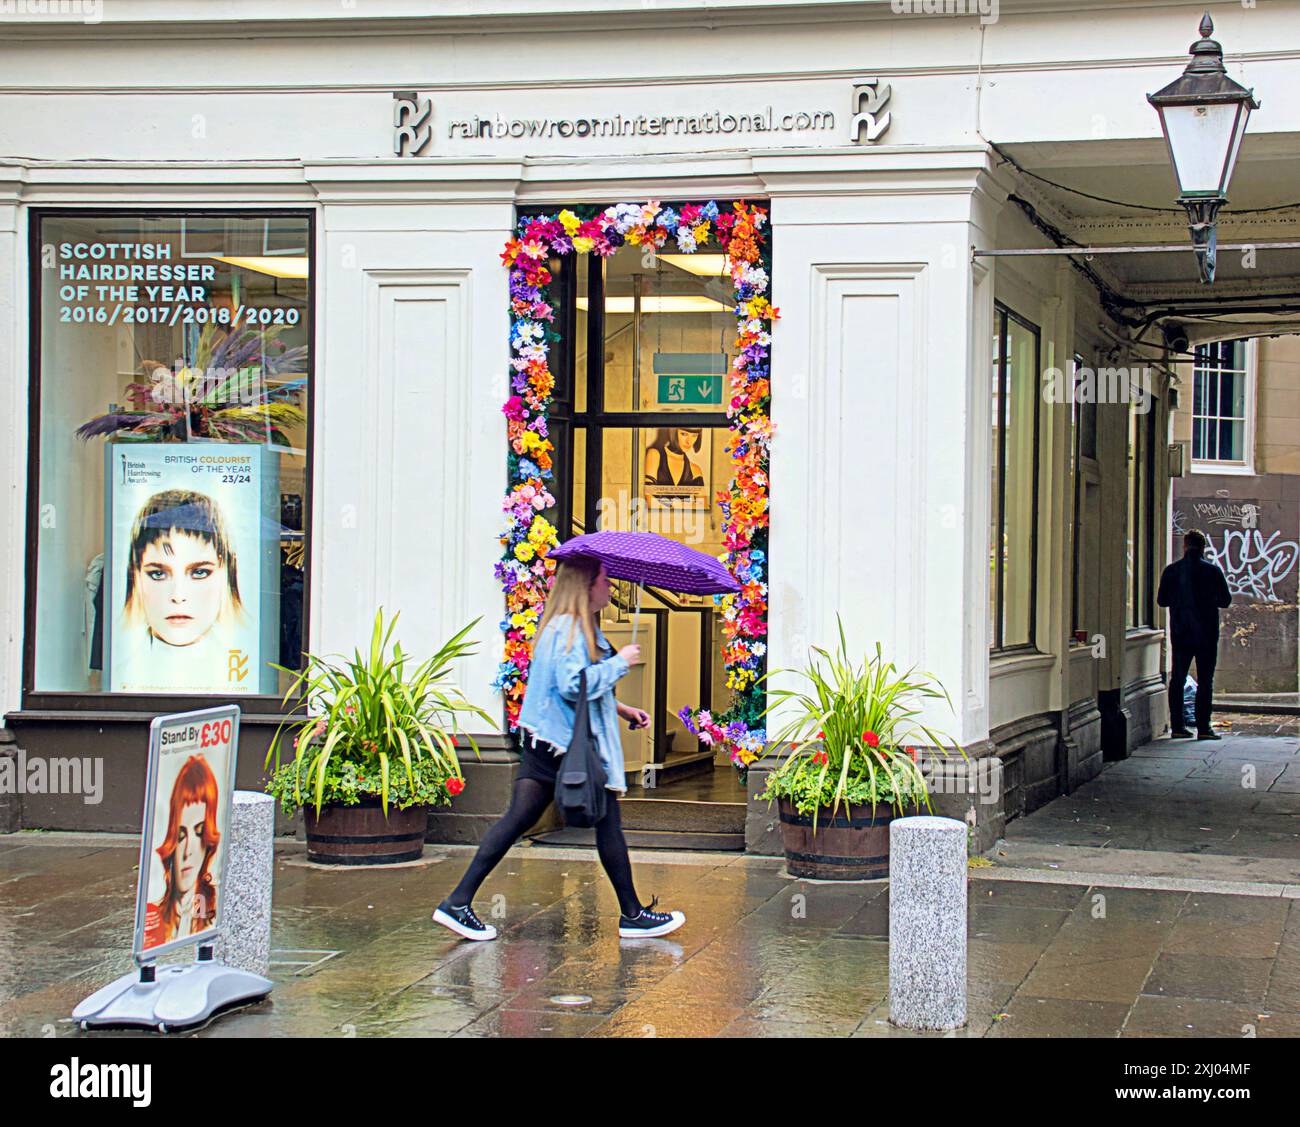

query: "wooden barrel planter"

left=303, top=801, right=429, bottom=865
left=777, top=798, right=894, bottom=880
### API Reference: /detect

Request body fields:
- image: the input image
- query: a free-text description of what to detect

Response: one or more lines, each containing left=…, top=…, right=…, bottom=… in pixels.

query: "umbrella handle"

left=630, top=583, right=642, bottom=646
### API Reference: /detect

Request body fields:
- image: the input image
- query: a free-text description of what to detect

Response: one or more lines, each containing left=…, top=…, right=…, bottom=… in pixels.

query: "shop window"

left=29, top=211, right=312, bottom=701
left=989, top=304, right=1041, bottom=651
left=1191, top=339, right=1253, bottom=468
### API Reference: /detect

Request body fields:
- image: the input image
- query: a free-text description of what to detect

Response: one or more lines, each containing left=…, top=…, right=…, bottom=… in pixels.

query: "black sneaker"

left=433, top=899, right=497, bottom=941
left=1170, top=727, right=1194, bottom=739
left=618, top=896, right=685, bottom=939
left=1197, top=729, right=1222, bottom=741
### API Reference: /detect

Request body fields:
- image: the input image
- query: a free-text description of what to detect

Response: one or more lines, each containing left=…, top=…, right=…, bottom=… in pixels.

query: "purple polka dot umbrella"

left=549, top=531, right=740, bottom=595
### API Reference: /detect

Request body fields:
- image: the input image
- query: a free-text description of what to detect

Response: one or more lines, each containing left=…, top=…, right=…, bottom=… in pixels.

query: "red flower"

left=816, top=730, right=825, bottom=740
left=812, top=749, right=828, bottom=767
left=863, top=731, right=879, bottom=748
left=906, top=746, right=917, bottom=762
left=446, top=777, right=465, bottom=797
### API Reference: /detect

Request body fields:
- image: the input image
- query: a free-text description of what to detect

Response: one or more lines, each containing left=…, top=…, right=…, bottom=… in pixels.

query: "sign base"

left=73, top=957, right=272, bottom=1033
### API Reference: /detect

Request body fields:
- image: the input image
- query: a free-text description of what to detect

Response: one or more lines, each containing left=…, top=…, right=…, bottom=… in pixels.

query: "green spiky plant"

left=760, top=618, right=964, bottom=827
left=264, top=610, right=495, bottom=817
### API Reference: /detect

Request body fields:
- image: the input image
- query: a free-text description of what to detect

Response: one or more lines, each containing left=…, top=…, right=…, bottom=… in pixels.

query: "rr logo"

left=394, top=91, right=433, bottom=156
left=228, top=650, right=250, bottom=683
left=850, top=78, right=892, bottom=144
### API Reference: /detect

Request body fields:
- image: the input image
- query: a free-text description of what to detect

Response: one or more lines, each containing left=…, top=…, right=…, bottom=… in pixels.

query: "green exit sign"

left=654, top=353, right=726, bottom=406
left=657, top=373, right=722, bottom=405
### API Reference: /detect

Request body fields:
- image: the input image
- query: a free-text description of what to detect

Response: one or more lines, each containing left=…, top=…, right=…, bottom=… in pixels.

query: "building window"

left=28, top=211, right=313, bottom=701
left=1070, top=352, right=1100, bottom=639
left=990, top=304, right=1041, bottom=651
left=1191, top=339, right=1252, bottom=468
left=1127, top=400, right=1158, bottom=628
left=1070, top=354, right=1083, bottom=634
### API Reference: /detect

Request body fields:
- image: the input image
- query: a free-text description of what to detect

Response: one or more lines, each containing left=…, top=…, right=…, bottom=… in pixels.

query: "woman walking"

left=434, top=555, right=685, bottom=941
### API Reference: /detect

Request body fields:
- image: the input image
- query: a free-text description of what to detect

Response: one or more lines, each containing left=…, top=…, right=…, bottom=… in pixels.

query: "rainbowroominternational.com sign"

left=393, top=79, right=896, bottom=157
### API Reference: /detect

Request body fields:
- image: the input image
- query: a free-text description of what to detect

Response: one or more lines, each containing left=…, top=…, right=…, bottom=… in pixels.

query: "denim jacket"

left=517, top=614, right=629, bottom=793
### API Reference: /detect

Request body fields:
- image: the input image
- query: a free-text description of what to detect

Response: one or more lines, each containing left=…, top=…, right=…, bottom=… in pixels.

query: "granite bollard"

left=888, top=815, right=967, bottom=1030
left=214, top=790, right=275, bottom=977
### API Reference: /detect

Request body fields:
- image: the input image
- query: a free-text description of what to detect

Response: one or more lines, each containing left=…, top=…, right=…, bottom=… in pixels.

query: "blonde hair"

left=535, top=556, right=603, bottom=662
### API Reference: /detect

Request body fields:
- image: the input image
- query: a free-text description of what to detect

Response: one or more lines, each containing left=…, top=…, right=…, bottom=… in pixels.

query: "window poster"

left=133, top=706, right=240, bottom=960
left=105, top=442, right=279, bottom=695
left=642, top=425, right=712, bottom=512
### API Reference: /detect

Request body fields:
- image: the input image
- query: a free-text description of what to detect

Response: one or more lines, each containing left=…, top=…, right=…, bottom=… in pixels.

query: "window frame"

left=21, top=207, right=318, bottom=715
left=1127, top=398, right=1159, bottom=629
left=1190, top=337, right=1256, bottom=475
left=989, top=301, right=1042, bottom=654
left=1070, top=353, right=1084, bottom=636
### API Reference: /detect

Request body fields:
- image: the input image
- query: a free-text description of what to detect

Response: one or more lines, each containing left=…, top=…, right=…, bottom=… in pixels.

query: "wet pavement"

left=1005, top=717, right=1300, bottom=861
left=2, top=825, right=1299, bottom=1038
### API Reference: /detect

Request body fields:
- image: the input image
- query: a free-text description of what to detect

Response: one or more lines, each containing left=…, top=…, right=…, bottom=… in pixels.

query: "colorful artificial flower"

left=496, top=201, right=772, bottom=740
left=446, top=777, right=465, bottom=797
left=863, top=731, right=879, bottom=748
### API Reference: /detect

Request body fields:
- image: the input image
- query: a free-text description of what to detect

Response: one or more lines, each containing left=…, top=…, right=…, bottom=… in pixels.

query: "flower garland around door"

left=493, top=200, right=775, bottom=772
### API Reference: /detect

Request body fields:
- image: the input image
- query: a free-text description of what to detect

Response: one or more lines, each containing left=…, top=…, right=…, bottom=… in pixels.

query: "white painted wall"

left=3, top=0, right=1295, bottom=745
left=308, top=186, right=514, bottom=712
left=761, top=150, right=998, bottom=748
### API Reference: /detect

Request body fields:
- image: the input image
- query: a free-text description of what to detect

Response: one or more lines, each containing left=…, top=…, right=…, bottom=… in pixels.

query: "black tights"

left=446, top=778, right=642, bottom=917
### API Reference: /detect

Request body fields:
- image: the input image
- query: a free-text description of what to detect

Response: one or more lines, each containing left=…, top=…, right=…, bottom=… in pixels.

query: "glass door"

left=544, top=229, right=733, bottom=787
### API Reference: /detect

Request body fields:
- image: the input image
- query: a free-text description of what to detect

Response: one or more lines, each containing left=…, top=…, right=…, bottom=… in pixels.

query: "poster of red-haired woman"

left=133, top=705, right=240, bottom=961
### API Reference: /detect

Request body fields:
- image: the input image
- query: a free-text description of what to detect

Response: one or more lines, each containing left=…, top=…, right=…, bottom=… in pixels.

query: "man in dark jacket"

left=1157, top=529, right=1232, bottom=740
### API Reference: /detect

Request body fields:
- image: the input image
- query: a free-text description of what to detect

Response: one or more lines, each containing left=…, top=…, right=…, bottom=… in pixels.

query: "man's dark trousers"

left=1169, top=642, right=1217, bottom=733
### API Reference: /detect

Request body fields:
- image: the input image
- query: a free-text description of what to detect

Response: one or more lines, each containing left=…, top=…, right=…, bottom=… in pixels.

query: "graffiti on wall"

left=1171, top=488, right=1300, bottom=693
left=1173, top=501, right=1300, bottom=604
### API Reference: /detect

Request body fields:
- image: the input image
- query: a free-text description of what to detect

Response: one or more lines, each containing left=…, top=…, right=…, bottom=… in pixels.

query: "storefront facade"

left=4, top=1, right=1296, bottom=846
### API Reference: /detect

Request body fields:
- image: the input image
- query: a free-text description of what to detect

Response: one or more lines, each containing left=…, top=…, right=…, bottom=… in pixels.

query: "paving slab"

left=3, top=831, right=1299, bottom=1038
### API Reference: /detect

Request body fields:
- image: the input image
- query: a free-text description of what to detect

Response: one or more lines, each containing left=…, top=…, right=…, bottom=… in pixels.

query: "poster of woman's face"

left=642, top=426, right=710, bottom=511
left=135, top=708, right=238, bottom=957
left=107, top=443, right=266, bottom=695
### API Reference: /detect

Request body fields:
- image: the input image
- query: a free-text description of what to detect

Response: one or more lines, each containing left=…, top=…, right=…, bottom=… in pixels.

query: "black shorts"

left=515, top=737, right=562, bottom=787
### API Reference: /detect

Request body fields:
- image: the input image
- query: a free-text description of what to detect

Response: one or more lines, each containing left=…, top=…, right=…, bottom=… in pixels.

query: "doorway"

left=538, top=213, right=749, bottom=847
